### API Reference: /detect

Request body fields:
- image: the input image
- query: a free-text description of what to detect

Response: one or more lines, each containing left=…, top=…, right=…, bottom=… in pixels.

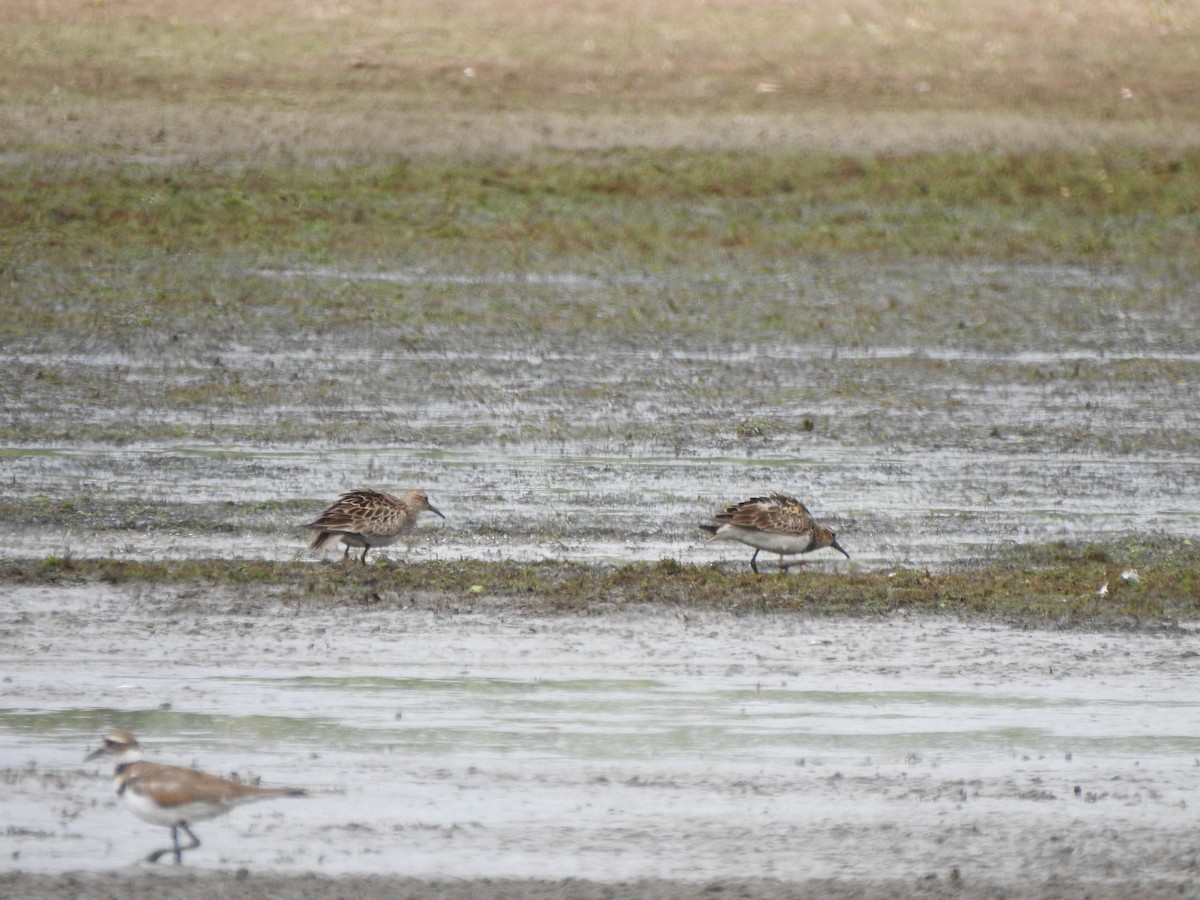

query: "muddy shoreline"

left=7, top=870, right=1199, bottom=900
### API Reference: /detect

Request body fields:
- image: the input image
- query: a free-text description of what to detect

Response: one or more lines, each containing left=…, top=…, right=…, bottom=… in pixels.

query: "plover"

left=85, top=729, right=305, bottom=865
left=700, top=492, right=850, bottom=573
left=304, top=488, right=445, bottom=564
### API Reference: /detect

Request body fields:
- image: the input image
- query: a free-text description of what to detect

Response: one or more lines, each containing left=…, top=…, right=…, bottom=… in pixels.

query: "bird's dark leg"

left=145, top=829, right=175, bottom=865
left=779, top=555, right=789, bottom=572
left=359, top=546, right=370, bottom=565
left=146, top=843, right=170, bottom=864
left=147, top=823, right=200, bottom=865
left=750, top=549, right=760, bottom=574
left=341, top=544, right=351, bottom=562
left=173, top=824, right=200, bottom=863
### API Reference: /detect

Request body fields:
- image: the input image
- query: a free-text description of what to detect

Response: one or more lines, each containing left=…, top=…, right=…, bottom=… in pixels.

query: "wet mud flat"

left=4, top=257, right=1200, bottom=571
left=3, top=581, right=1200, bottom=897
left=4, top=211, right=1200, bottom=900
left=6, top=871, right=1200, bottom=900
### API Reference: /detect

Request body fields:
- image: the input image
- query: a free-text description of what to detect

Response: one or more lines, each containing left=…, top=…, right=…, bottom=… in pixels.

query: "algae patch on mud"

left=4, top=537, right=1197, bottom=628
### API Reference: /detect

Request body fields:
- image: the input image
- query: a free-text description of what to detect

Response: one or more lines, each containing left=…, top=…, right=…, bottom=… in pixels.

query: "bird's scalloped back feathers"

left=713, top=493, right=815, bottom=535
left=305, top=489, right=404, bottom=535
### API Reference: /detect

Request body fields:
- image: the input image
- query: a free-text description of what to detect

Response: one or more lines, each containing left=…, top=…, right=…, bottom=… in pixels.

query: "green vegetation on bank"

left=4, top=538, right=1197, bottom=628
left=3, top=149, right=1197, bottom=356
left=4, top=150, right=1197, bottom=272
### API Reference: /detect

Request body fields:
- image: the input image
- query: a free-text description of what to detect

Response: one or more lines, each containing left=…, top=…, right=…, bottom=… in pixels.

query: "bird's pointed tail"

left=308, top=530, right=342, bottom=551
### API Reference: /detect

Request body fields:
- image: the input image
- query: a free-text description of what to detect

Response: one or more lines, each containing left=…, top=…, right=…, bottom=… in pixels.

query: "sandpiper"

left=85, top=729, right=305, bottom=865
left=304, top=488, right=445, bottom=564
left=700, top=492, right=850, bottom=573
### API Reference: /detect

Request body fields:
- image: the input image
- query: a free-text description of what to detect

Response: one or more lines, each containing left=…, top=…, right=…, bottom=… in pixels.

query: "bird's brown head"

left=408, top=490, right=445, bottom=519
left=86, top=729, right=142, bottom=763
left=814, top=524, right=851, bottom=559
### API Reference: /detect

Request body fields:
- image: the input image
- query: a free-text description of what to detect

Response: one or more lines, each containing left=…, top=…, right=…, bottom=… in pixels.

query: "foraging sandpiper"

left=86, top=730, right=305, bottom=865
left=700, top=492, right=850, bottom=573
left=304, top=488, right=445, bottom=564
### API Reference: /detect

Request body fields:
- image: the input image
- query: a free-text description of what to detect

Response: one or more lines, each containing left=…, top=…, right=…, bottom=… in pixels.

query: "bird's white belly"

left=715, top=525, right=813, bottom=555
left=340, top=532, right=403, bottom=549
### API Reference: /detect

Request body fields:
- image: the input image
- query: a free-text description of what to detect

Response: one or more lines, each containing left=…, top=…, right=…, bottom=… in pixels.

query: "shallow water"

left=2, top=583, right=1198, bottom=883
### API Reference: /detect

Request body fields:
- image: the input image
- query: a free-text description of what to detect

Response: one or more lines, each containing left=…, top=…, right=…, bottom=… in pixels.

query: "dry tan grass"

left=4, top=0, right=1198, bottom=159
